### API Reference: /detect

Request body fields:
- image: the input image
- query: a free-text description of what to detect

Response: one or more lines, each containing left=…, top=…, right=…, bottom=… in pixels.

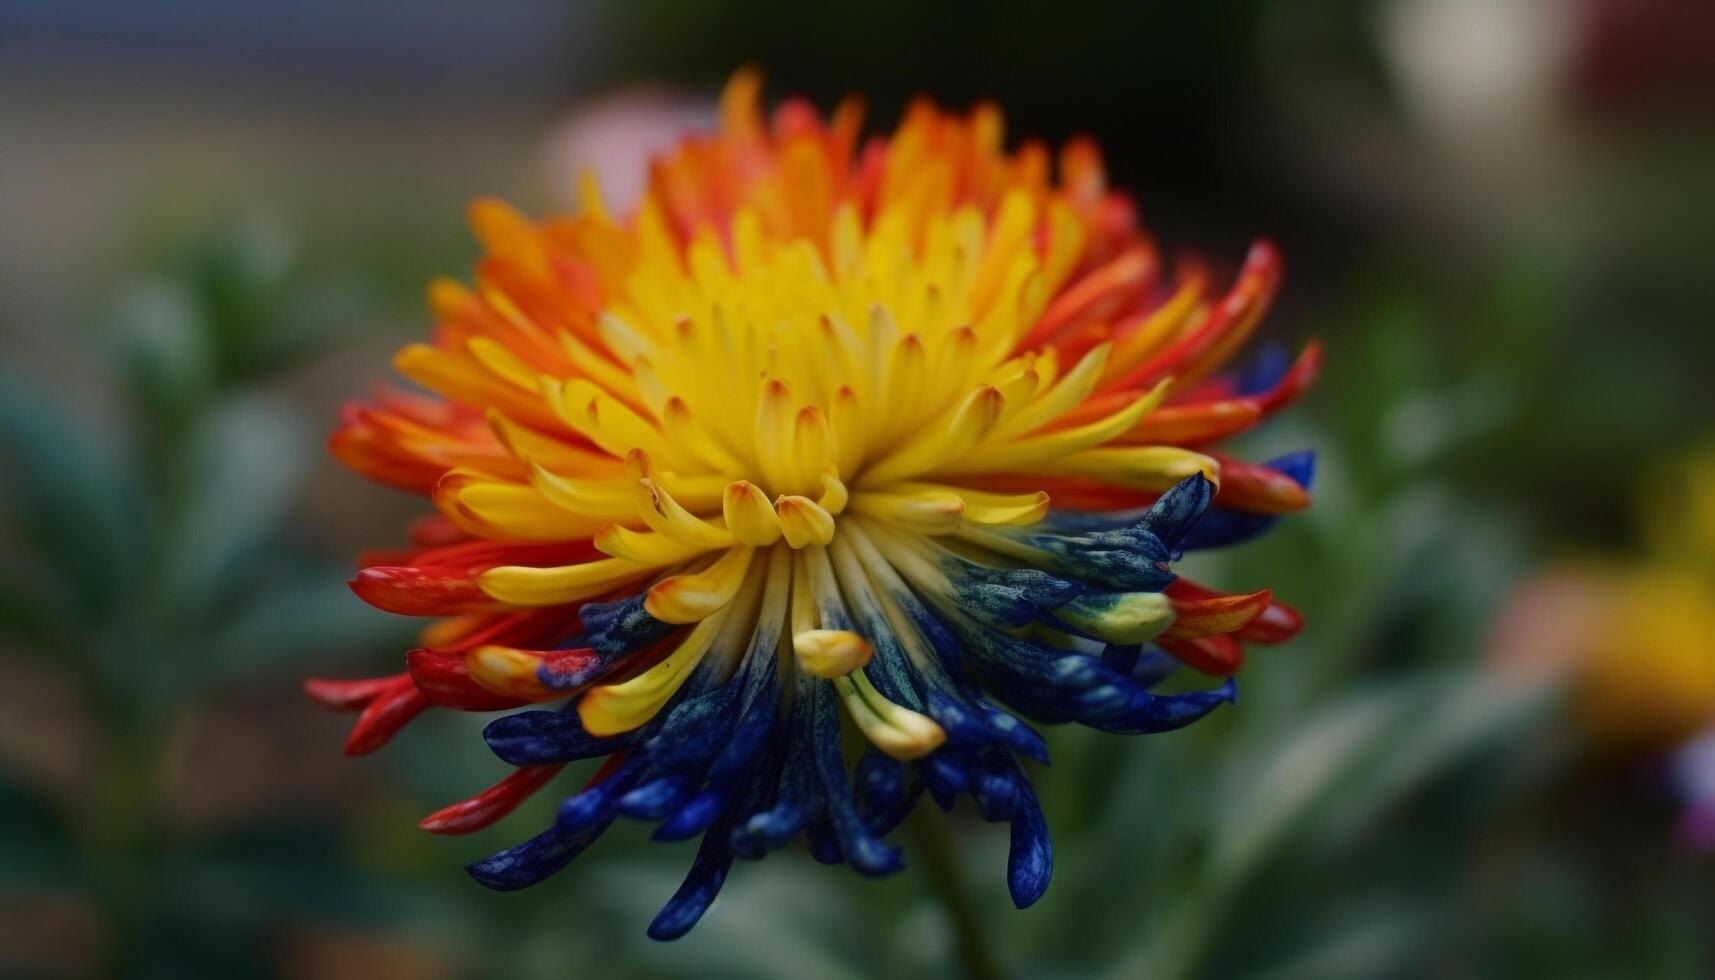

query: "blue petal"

left=944, top=562, right=1086, bottom=630
left=646, top=834, right=733, bottom=941
left=974, top=702, right=1050, bottom=764
left=1127, top=647, right=1181, bottom=687
left=805, top=814, right=846, bottom=865
left=558, top=754, right=647, bottom=832
left=1266, top=449, right=1316, bottom=489
left=1007, top=771, right=1053, bottom=909
left=1235, top=341, right=1292, bottom=396
left=654, top=788, right=726, bottom=841
left=999, top=527, right=1176, bottom=592
left=1101, top=643, right=1142, bottom=674
left=483, top=708, right=628, bottom=766
left=854, top=748, right=907, bottom=831
left=839, top=586, right=927, bottom=711
left=466, top=819, right=607, bottom=891
left=922, top=751, right=972, bottom=808
left=808, top=681, right=902, bottom=875
left=618, top=773, right=693, bottom=820
left=1076, top=677, right=1237, bottom=735
left=468, top=756, right=643, bottom=891
left=646, top=738, right=782, bottom=940
left=1177, top=506, right=1281, bottom=551
left=535, top=652, right=633, bottom=692
left=732, top=687, right=816, bottom=857
left=1177, top=451, right=1314, bottom=551
left=578, top=593, right=676, bottom=655
left=924, top=687, right=1050, bottom=764
left=971, top=755, right=1021, bottom=821
left=954, top=615, right=1235, bottom=732
left=1139, top=473, right=1215, bottom=551
left=700, top=647, right=782, bottom=786
left=640, top=676, right=744, bottom=770
left=657, top=671, right=781, bottom=841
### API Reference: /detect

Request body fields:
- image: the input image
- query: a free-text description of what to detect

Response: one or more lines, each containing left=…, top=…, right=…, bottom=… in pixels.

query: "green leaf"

left=106, top=279, right=216, bottom=426
left=162, top=396, right=309, bottom=625
left=0, top=368, right=140, bottom=623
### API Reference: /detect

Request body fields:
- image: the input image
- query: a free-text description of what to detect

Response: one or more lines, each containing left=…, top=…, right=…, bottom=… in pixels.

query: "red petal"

left=350, top=566, right=498, bottom=616
left=418, top=763, right=565, bottom=835
left=1168, top=578, right=1303, bottom=645
left=427, top=605, right=586, bottom=654
left=408, top=514, right=468, bottom=548
left=1021, top=246, right=1157, bottom=350
left=327, top=418, right=445, bottom=494
left=1241, top=599, right=1304, bottom=644
left=1158, top=635, right=1246, bottom=676
left=343, top=678, right=430, bottom=756
left=1247, top=340, right=1322, bottom=416
left=1164, top=588, right=1273, bottom=639
left=1119, top=400, right=1264, bottom=445
left=407, top=537, right=599, bottom=574
left=303, top=673, right=406, bottom=710
left=1104, top=239, right=1281, bottom=393
left=1210, top=455, right=1311, bottom=514
left=406, top=647, right=530, bottom=710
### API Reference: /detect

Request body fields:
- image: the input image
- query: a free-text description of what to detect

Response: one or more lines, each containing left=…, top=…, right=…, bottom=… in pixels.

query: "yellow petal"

left=834, top=671, right=946, bottom=761
left=466, top=646, right=560, bottom=700
left=849, top=489, right=965, bottom=534
left=858, top=384, right=1004, bottom=487
left=435, top=471, right=605, bottom=540
left=776, top=495, right=836, bottom=548
left=1054, top=592, right=1176, bottom=644
left=579, top=615, right=723, bottom=735
left=594, top=524, right=714, bottom=564
left=942, top=378, right=1170, bottom=474
left=889, top=482, right=1050, bottom=526
left=793, top=629, right=873, bottom=679
left=645, top=547, right=756, bottom=623
left=723, top=481, right=783, bottom=546
left=1041, top=446, right=1220, bottom=490
left=478, top=557, right=653, bottom=606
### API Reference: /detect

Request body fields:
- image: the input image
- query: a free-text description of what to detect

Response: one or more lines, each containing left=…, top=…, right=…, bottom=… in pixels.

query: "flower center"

left=583, top=198, right=1061, bottom=543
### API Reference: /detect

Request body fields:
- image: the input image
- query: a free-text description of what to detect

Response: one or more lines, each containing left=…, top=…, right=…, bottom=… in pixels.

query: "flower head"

left=1578, top=447, right=1715, bottom=745
left=310, top=70, right=1317, bottom=938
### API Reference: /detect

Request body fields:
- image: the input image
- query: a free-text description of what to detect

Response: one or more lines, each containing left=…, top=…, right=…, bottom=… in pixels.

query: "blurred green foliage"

left=0, top=221, right=413, bottom=978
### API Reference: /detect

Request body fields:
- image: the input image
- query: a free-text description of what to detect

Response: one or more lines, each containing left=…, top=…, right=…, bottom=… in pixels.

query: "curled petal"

left=420, top=764, right=565, bottom=835
left=1162, top=588, right=1272, bottom=640
left=304, top=674, right=404, bottom=711
left=345, top=677, right=430, bottom=756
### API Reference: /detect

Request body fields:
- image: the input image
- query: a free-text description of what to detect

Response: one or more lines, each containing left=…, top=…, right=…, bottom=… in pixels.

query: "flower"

left=1489, top=444, right=1715, bottom=854
left=308, top=70, right=1318, bottom=939
left=1577, top=447, right=1715, bottom=746
left=1491, top=446, right=1715, bottom=747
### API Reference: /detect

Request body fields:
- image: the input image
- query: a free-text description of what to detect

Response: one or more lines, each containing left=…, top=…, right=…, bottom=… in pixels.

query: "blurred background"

left=2, top=1, right=1713, bottom=977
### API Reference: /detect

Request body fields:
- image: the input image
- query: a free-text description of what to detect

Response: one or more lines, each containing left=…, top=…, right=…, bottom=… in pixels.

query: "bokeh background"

left=3, top=1, right=1713, bottom=977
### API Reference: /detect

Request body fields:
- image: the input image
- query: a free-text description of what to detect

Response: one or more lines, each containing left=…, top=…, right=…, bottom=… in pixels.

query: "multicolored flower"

left=309, top=71, right=1317, bottom=938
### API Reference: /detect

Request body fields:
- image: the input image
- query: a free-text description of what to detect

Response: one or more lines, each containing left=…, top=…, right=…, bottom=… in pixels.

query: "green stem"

left=87, top=693, right=163, bottom=977
left=910, top=809, right=1003, bottom=980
